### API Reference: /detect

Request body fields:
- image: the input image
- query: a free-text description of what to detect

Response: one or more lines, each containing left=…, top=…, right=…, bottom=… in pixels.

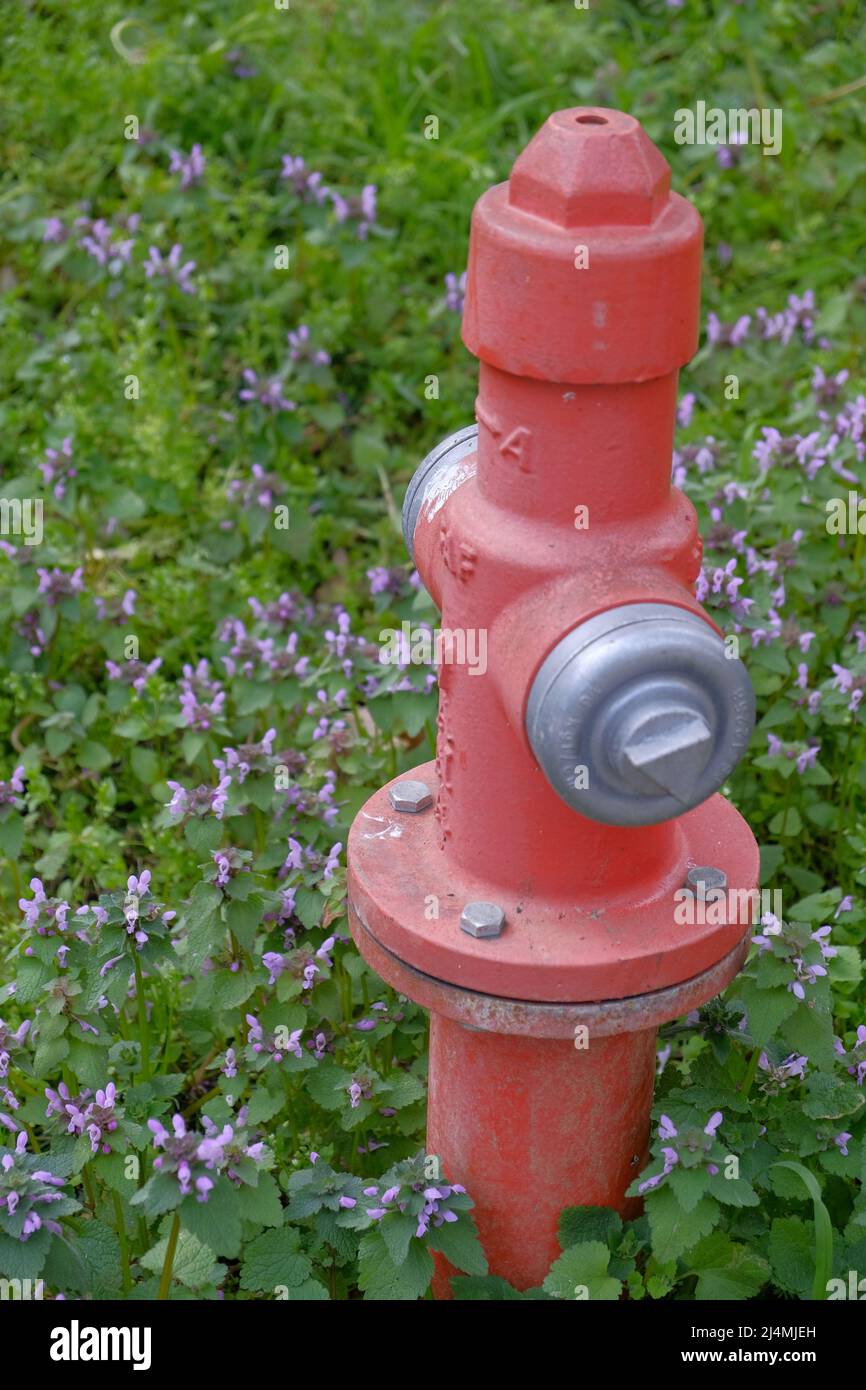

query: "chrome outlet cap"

left=401, top=424, right=478, bottom=563
left=526, top=602, right=755, bottom=826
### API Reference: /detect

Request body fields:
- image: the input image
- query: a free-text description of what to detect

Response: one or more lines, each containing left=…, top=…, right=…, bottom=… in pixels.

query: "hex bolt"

left=388, top=779, right=434, bottom=813
left=685, top=866, right=728, bottom=897
left=460, top=901, right=506, bottom=939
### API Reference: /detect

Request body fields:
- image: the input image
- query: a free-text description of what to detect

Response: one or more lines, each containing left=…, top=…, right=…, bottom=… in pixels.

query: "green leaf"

left=379, top=1212, right=417, bottom=1267
left=829, top=946, right=862, bottom=983
left=236, top=1172, right=284, bottom=1229
left=648, top=1189, right=720, bottom=1264
left=293, top=888, right=323, bottom=930
left=32, top=1034, right=70, bottom=1075
left=181, top=881, right=223, bottom=969
left=689, top=1233, right=769, bottom=1300
left=224, top=894, right=266, bottom=948
left=788, top=890, right=842, bottom=923
left=427, top=1216, right=488, bottom=1276
left=79, top=740, right=112, bottom=771
left=142, top=1228, right=223, bottom=1290
left=184, top=817, right=223, bottom=854
left=769, top=807, right=802, bottom=836
left=42, top=1232, right=92, bottom=1293
left=0, top=813, right=25, bottom=858
left=305, top=1063, right=353, bottom=1111
left=0, top=1228, right=51, bottom=1281
left=780, top=1003, right=838, bottom=1069
left=130, top=1171, right=185, bottom=1218
left=245, top=1086, right=286, bottom=1126
left=729, top=977, right=797, bottom=1046
left=240, top=1226, right=312, bottom=1294
left=358, top=1228, right=434, bottom=1300
left=130, top=746, right=160, bottom=784
left=542, top=1241, right=621, bottom=1300
left=66, top=1037, right=110, bottom=1090
left=179, top=1180, right=243, bottom=1258
left=768, top=1216, right=815, bottom=1299
left=201, top=968, right=256, bottom=1012
left=771, top=1162, right=833, bottom=1300
left=558, top=1206, right=622, bottom=1250
left=803, top=1073, right=866, bottom=1121
left=668, top=1166, right=711, bottom=1213
left=383, top=1071, right=426, bottom=1108
left=706, top=1172, right=760, bottom=1208
left=15, top=955, right=53, bottom=1005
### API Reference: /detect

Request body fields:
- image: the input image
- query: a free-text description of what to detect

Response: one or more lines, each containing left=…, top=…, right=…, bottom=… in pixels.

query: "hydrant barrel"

left=348, top=105, right=759, bottom=1293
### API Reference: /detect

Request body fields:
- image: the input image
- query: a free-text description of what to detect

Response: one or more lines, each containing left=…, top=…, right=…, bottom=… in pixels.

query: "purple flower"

left=788, top=957, right=827, bottom=1001
left=445, top=271, right=467, bottom=314
left=41, top=436, right=76, bottom=500
left=238, top=370, right=295, bottom=413
left=330, top=184, right=377, bottom=239
left=105, top=656, right=162, bottom=693
left=281, top=154, right=331, bottom=204
left=658, top=1114, right=677, bottom=1141
left=74, top=214, right=138, bottom=274
left=837, top=1025, right=866, bottom=1086
left=37, top=566, right=84, bottom=604
left=43, top=217, right=68, bottom=244
left=0, top=766, right=25, bottom=808
left=144, top=243, right=197, bottom=294
left=166, top=774, right=231, bottom=820
left=169, top=144, right=206, bottom=189
left=0, top=1019, right=31, bottom=1079
left=148, top=1113, right=264, bottom=1200
left=707, top=311, right=751, bottom=348
left=0, top=1133, right=67, bottom=1240
left=287, top=324, right=330, bottom=366
left=62, top=1082, right=120, bottom=1154
left=758, top=1052, right=808, bottom=1088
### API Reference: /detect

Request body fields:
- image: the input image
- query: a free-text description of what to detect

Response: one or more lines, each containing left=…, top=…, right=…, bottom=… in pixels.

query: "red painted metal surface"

left=350, top=761, right=757, bottom=1002
left=427, top=1019, right=655, bottom=1294
left=347, top=106, right=758, bottom=1294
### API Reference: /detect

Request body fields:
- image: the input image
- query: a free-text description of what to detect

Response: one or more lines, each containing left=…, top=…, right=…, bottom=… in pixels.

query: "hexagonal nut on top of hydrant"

left=347, top=107, right=759, bottom=1294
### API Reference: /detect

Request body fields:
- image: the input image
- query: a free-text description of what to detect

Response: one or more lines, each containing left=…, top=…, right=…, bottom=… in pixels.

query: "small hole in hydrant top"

left=575, top=114, right=607, bottom=125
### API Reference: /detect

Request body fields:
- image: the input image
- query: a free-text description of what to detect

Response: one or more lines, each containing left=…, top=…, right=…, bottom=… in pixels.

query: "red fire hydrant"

left=348, top=107, right=758, bottom=1294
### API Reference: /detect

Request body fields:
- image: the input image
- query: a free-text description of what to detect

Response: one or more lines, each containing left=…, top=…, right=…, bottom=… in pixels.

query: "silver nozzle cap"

left=526, top=603, right=755, bottom=826
left=401, top=425, right=478, bottom=563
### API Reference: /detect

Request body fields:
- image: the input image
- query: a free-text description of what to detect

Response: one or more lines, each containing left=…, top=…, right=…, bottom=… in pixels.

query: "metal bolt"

left=388, top=779, right=434, bottom=814
left=460, top=901, right=506, bottom=939
left=685, top=865, right=728, bottom=897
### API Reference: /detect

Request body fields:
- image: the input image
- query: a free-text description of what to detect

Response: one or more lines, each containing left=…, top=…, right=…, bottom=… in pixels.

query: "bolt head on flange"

left=685, top=866, right=728, bottom=896
left=388, top=779, right=434, bottom=813
left=460, top=901, right=506, bottom=939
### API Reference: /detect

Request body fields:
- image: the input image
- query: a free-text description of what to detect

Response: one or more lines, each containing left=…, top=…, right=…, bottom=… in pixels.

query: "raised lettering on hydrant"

left=348, top=107, right=758, bottom=1294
